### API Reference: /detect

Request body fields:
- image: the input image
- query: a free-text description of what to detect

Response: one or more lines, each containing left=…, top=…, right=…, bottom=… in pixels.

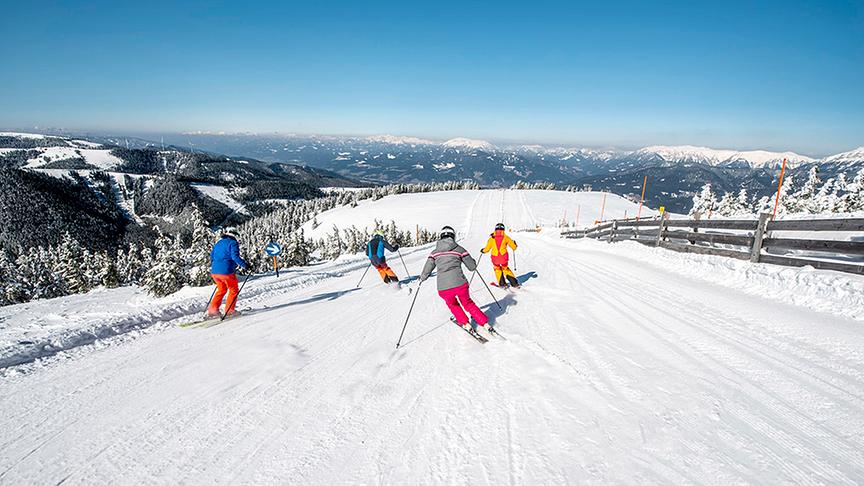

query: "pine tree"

left=758, top=175, right=796, bottom=216
left=286, top=229, right=311, bottom=267
left=54, top=232, right=88, bottom=294
left=96, top=252, right=120, bottom=289
left=814, top=178, right=838, bottom=214
left=715, top=192, right=736, bottom=216
left=187, top=209, right=214, bottom=286
left=0, top=251, right=26, bottom=305
left=795, top=166, right=821, bottom=213
left=841, top=168, right=864, bottom=212
left=19, top=247, right=66, bottom=299
left=81, top=249, right=101, bottom=289
left=142, top=231, right=186, bottom=297
left=689, top=183, right=717, bottom=217
left=734, top=189, right=752, bottom=215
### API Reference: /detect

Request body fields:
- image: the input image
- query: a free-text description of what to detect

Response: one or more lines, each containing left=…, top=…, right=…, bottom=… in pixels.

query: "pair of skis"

left=179, top=311, right=243, bottom=329
left=450, top=317, right=504, bottom=344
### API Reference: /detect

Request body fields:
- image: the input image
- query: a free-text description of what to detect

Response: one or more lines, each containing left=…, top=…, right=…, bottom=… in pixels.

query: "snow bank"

left=583, top=239, right=864, bottom=322
left=0, top=255, right=377, bottom=370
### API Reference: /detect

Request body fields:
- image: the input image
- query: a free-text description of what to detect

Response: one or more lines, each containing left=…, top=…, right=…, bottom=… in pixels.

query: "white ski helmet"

left=440, top=226, right=456, bottom=239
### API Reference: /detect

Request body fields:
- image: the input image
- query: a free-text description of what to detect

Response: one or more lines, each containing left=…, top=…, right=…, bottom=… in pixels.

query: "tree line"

left=1, top=181, right=478, bottom=305
left=690, top=167, right=864, bottom=217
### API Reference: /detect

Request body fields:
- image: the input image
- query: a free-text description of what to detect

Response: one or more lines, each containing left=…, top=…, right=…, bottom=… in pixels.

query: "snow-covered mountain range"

left=0, top=132, right=357, bottom=253
left=629, top=145, right=814, bottom=169
left=4, top=131, right=862, bottom=214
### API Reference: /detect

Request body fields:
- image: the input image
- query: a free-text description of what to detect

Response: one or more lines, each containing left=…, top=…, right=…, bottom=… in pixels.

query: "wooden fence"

left=562, top=214, right=864, bottom=275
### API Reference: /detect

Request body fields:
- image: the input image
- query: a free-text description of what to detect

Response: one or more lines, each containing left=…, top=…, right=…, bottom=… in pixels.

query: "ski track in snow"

left=1, top=190, right=864, bottom=484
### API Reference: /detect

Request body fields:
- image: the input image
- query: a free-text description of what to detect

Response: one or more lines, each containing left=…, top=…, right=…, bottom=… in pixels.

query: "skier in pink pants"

left=419, top=226, right=492, bottom=331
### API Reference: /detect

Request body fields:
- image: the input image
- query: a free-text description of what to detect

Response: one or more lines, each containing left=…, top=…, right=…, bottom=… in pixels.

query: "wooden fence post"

left=655, top=213, right=668, bottom=247
left=750, top=212, right=771, bottom=263
left=608, top=220, right=617, bottom=243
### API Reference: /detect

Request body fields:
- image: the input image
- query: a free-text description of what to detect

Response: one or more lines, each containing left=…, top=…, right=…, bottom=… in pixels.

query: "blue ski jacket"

left=210, top=236, right=249, bottom=275
left=366, top=235, right=398, bottom=266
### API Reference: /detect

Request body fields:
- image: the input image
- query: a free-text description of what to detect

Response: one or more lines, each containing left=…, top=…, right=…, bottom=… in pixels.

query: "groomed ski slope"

left=2, top=190, right=864, bottom=484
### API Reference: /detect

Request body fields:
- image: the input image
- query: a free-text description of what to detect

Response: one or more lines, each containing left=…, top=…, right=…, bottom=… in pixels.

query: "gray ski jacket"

left=419, top=237, right=477, bottom=291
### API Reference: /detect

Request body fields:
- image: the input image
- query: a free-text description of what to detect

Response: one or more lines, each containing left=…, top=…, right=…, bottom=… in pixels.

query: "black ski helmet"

left=440, top=226, right=456, bottom=239
left=221, top=227, right=238, bottom=238
left=495, top=223, right=505, bottom=231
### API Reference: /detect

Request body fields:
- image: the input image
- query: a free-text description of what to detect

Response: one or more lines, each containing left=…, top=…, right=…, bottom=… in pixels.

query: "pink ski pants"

left=438, top=283, right=489, bottom=326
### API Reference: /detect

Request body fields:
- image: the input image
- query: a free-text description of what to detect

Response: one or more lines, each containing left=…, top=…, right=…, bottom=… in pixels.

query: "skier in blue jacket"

left=207, top=228, right=249, bottom=317
left=367, top=230, right=400, bottom=283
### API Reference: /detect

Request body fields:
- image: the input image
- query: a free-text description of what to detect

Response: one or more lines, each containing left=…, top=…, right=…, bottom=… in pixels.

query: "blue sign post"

left=265, top=241, right=282, bottom=277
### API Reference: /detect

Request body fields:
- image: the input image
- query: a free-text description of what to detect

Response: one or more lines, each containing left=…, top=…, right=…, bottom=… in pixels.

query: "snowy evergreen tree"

left=14, top=247, right=63, bottom=301
left=735, top=189, right=752, bottom=215
left=96, top=252, right=120, bottom=289
left=54, top=232, right=88, bottom=294
left=286, top=229, right=311, bottom=267
left=689, top=183, right=717, bottom=217
left=187, top=209, right=214, bottom=286
left=0, top=251, right=26, bottom=305
left=795, top=166, right=822, bottom=213
left=841, top=169, right=864, bottom=212
left=813, top=178, right=838, bottom=214
left=757, top=175, right=796, bottom=216
left=142, top=231, right=186, bottom=297
left=714, top=192, right=737, bottom=216
left=81, top=249, right=101, bottom=289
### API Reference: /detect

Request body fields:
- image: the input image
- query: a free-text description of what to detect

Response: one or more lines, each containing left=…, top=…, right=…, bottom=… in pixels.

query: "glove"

left=393, top=245, right=400, bottom=251
left=480, top=248, right=486, bottom=253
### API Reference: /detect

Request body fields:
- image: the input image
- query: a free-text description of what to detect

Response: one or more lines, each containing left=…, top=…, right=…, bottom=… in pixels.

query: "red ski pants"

left=208, top=273, right=239, bottom=315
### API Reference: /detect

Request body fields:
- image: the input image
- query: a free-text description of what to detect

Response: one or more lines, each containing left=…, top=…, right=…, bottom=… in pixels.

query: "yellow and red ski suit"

left=481, top=230, right=519, bottom=287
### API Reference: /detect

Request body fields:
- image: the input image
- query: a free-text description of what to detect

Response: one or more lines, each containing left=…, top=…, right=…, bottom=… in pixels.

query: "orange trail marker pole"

left=599, top=192, right=607, bottom=222
left=273, top=256, right=279, bottom=278
left=637, top=175, right=648, bottom=220
left=772, top=158, right=787, bottom=221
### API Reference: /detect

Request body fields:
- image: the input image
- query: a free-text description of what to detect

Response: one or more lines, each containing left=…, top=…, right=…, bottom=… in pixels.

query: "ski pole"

left=469, top=252, right=485, bottom=285
left=397, top=249, right=412, bottom=280
left=512, top=250, right=517, bottom=272
left=221, top=272, right=252, bottom=321
left=203, top=285, right=218, bottom=316
left=395, top=282, right=422, bottom=349
left=356, top=262, right=372, bottom=288
left=478, top=272, right=502, bottom=310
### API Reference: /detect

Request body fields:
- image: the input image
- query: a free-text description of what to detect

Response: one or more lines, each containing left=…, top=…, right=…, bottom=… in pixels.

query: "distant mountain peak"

left=365, top=134, right=436, bottom=145
left=635, top=145, right=813, bottom=169
left=822, top=146, right=864, bottom=165
left=442, top=138, right=495, bottom=151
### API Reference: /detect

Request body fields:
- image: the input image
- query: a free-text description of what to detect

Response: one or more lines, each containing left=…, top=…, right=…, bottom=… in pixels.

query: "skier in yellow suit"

left=481, top=223, right=520, bottom=288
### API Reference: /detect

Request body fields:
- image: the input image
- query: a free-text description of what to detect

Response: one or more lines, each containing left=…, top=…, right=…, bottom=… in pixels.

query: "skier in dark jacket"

left=419, top=226, right=491, bottom=331
left=367, top=229, right=400, bottom=283
left=207, top=228, right=249, bottom=317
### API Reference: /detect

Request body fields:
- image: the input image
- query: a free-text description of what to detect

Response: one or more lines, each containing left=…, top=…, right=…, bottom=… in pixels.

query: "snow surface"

left=0, top=131, right=46, bottom=139
left=301, top=190, right=643, bottom=239
left=2, top=190, right=864, bottom=484
left=23, top=146, right=123, bottom=170
left=191, top=183, right=248, bottom=214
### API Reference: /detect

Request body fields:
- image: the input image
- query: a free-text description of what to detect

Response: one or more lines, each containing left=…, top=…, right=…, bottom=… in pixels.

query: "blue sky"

left=1, top=0, right=862, bottom=156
